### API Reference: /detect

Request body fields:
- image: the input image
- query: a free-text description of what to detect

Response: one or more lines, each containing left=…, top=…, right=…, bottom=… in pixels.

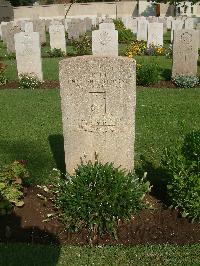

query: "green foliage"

left=0, top=161, right=29, bottom=215
left=72, top=35, right=91, bottom=56
left=136, top=62, right=159, bottom=86
left=113, top=19, right=125, bottom=30
left=162, top=130, right=200, bottom=221
left=172, top=74, right=199, bottom=88
left=47, top=48, right=66, bottom=58
left=18, top=74, right=42, bottom=90
left=52, top=160, right=150, bottom=240
left=0, top=62, right=7, bottom=85
left=118, top=29, right=134, bottom=44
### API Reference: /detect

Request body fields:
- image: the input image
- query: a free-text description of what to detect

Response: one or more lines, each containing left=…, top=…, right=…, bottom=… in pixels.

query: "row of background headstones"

left=0, top=16, right=199, bottom=83
left=1, top=15, right=200, bottom=54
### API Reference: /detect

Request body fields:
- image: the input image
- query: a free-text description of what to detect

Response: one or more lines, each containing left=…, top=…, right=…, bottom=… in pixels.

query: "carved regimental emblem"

left=99, top=31, right=112, bottom=46
left=79, top=91, right=116, bottom=133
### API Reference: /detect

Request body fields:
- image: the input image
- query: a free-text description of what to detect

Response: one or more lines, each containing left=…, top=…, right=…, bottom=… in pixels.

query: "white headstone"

left=147, top=22, right=163, bottom=47
left=137, top=19, right=148, bottom=41
left=92, top=29, right=118, bottom=56
left=99, top=22, right=115, bottom=31
left=14, top=31, right=43, bottom=81
left=59, top=56, right=136, bottom=174
left=171, top=19, right=184, bottom=42
left=49, top=23, right=66, bottom=53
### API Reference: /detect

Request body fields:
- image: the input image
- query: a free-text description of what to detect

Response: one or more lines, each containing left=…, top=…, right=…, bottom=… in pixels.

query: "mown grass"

left=0, top=88, right=200, bottom=184
left=0, top=243, right=199, bottom=266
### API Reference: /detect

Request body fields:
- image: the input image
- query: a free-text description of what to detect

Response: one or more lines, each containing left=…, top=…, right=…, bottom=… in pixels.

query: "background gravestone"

left=137, top=19, right=148, bottom=41
left=147, top=22, right=163, bottom=47
left=171, top=19, right=184, bottom=42
left=99, top=22, right=115, bottom=31
left=0, top=0, right=13, bottom=23
left=33, top=19, right=46, bottom=45
left=14, top=30, right=43, bottom=81
left=6, top=23, right=21, bottom=54
left=49, top=22, right=66, bottom=53
left=59, top=56, right=136, bottom=174
left=92, top=29, right=118, bottom=56
left=172, top=29, right=198, bottom=77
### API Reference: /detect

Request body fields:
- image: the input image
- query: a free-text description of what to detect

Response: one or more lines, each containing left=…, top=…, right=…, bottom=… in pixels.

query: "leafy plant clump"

left=73, top=34, right=91, bottom=56
left=0, top=62, right=7, bottom=85
left=136, top=62, right=159, bottom=86
left=126, top=40, right=147, bottom=57
left=18, top=74, right=43, bottom=90
left=118, top=28, right=134, bottom=44
left=52, top=160, right=150, bottom=240
left=162, top=130, right=200, bottom=221
left=145, top=44, right=165, bottom=56
left=172, top=74, right=199, bottom=88
left=47, top=48, right=66, bottom=58
left=0, top=160, right=29, bottom=215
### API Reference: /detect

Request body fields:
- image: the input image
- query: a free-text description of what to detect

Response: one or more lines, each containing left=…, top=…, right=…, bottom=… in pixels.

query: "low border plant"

left=51, top=160, right=150, bottom=242
left=18, top=74, right=43, bottom=90
left=0, top=160, right=29, bottom=215
left=172, top=74, right=199, bottom=88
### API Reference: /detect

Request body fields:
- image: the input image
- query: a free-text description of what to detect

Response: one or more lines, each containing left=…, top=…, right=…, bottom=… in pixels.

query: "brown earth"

left=0, top=80, right=179, bottom=90
left=0, top=187, right=199, bottom=246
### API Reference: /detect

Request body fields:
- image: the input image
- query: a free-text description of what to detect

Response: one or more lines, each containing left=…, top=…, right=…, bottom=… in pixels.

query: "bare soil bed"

left=0, top=187, right=199, bottom=246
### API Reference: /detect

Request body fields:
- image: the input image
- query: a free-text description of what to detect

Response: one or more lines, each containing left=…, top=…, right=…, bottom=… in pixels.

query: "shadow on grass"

left=0, top=211, right=61, bottom=266
left=136, top=155, right=170, bottom=204
left=48, top=134, right=66, bottom=175
left=0, top=140, right=51, bottom=184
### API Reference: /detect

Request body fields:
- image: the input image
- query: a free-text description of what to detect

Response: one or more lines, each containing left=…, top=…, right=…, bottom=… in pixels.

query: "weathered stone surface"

left=147, top=22, right=163, bottom=47
left=137, top=18, right=148, bottom=41
left=67, top=20, right=80, bottom=40
left=1, top=22, right=8, bottom=43
left=171, top=19, right=184, bottom=42
left=0, top=0, right=14, bottom=23
left=33, top=19, right=46, bottom=45
left=49, top=23, right=66, bottom=53
left=99, top=22, right=115, bottom=31
left=14, top=31, right=43, bottom=81
left=92, top=29, right=118, bottom=56
left=166, top=16, right=173, bottom=30
left=6, top=23, right=21, bottom=54
left=172, top=29, right=198, bottom=77
left=24, top=21, right=33, bottom=33
left=124, top=17, right=137, bottom=34
left=184, top=18, right=194, bottom=29
left=59, top=56, right=136, bottom=174
left=84, top=17, right=92, bottom=31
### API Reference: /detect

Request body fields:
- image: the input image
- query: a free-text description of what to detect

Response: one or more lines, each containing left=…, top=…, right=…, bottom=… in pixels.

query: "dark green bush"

left=118, top=29, right=134, bottom=43
left=162, top=130, right=200, bottom=221
left=52, top=160, right=150, bottom=240
left=47, top=48, right=66, bottom=58
left=136, top=63, right=159, bottom=86
left=73, top=34, right=91, bottom=56
left=0, top=161, right=29, bottom=215
left=113, top=19, right=125, bottom=30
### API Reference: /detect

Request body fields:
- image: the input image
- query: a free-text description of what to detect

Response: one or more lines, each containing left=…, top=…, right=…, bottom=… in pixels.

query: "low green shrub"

left=18, top=74, right=42, bottom=90
left=136, top=62, right=159, bottom=86
left=162, top=130, right=200, bottom=221
left=172, top=74, right=199, bottom=88
left=51, top=160, right=150, bottom=240
left=47, top=48, right=66, bottom=58
left=113, top=19, right=125, bottom=30
left=118, top=29, right=134, bottom=43
left=0, top=160, right=29, bottom=215
left=0, top=62, right=7, bottom=85
left=73, top=35, right=91, bottom=56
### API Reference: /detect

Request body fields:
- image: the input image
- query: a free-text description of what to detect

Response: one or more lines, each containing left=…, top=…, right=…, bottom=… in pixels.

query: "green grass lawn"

left=0, top=88, right=200, bottom=184
left=0, top=243, right=199, bottom=266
